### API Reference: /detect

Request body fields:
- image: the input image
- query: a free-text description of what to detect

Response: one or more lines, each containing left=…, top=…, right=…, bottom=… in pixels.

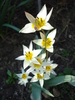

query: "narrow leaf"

left=42, top=87, right=54, bottom=97
left=17, top=0, right=30, bottom=7
left=7, top=70, right=12, bottom=76
left=32, top=83, right=41, bottom=100
left=45, top=75, right=75, bottom=87
left=3, top=23, right=20, bottom=32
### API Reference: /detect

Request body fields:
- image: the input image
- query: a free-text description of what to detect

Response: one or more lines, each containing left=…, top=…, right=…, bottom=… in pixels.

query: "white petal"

left=37, top=4, right=47, bottom=19
left=23, top=45, right=29, bottom=54
left=38, top=53, right=46, bottom=62
left=51, top=64, right=58, bottom=69
left=51, top=70, right=57, bottom=75
left=33, top=39, right=43, bottom=48
left=47, top=29, right=57, bottom=40
left=46, top=7, right=53, bottom=22
left=31, top=76, right=38, bottom=82
left=40, top=32, right=45, bottom=39
left=19, top=23, right=36, bottom=33
left=44, top=74, right=50, bottom=80
left=47, top=46, right=54, bottom=53
left=23, top=60, right=30, bottom=69
left=15, top=55, right=25, bottom=60
left=21, top=67, right=25, bottom=73
left=42, top=23, right=54, bottom=30
left=33, top=49, right=42, bottom=57
left=32, top=58, right=40, bottom=64
left=16, top=74, right=22, bottom=78
left=29, top=41, right=33, bottom=51
left=39, top=79, right=44, bottom=87
left=42, top=62, right=51, bottom=66
left=26, top=67, right=34, bottom=74
left=25, top=12, right=35, bottom=23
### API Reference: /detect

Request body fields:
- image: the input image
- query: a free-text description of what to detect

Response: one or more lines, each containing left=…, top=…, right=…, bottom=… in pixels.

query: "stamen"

left=32, top=18, right=45, bottom=30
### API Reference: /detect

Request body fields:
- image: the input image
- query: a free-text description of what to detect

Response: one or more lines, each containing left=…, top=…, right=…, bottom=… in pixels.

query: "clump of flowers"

left=16, top=4, right=57, bottom=88
left=15, top=4, right=75, bottom=99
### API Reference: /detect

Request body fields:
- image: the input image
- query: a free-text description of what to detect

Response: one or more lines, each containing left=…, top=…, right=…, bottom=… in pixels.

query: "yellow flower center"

left=46, top=66, right=51, bottom=71
left=37, top=73, right=44, bottom=79
left=33, top=58, right=42, bottom=69
left=32, top=17, right=45, bottom=30
left=22, top=74, right=27, bottom=79
left=42, top=38, right=52, bottom=48
left=25, top=51, right=33, bottom=61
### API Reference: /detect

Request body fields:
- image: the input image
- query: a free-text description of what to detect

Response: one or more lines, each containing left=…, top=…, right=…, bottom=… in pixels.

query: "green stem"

left=41, top=30, right=48, bottom=60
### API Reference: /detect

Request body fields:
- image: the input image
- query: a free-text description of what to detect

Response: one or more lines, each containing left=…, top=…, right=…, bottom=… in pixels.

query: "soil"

left=0, top=0, right=75, bottom=100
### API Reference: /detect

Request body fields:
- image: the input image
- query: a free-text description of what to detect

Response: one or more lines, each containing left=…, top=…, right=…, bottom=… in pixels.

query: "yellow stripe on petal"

left=25, top=51, right=33, bottom=61
left=37, top=73, right=44, bottom=79
left=42, top=38, right=52, bottom=48
left=46, top=66, right=51, bottom=71
left=22, top=74, right=27, bottom=79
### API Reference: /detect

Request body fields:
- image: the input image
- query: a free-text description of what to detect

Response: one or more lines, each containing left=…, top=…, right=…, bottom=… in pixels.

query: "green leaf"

left=7, top=70, right=12, bottom=76
left=0, top=0, right=11, bottom=27
left=58, top=72, right=64, bottom=76
left=45, top=75, right=75, bottom=87
left=42, top=87, right=54, bottom=97
left=32, top=83, right=41, bottom=100
left=3, top=23, right=20, bottom=32
left=64, top=67, right=71, bottom=75
left=17, top=0, right=30, bottom=7
left=72, top=70, right=75, bottom=76
left=13, top=73, right=18, bottom=79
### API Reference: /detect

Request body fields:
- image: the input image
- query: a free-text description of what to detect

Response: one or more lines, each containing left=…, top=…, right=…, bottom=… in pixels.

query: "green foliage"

left=6, top=70, right=18, bottom=84
left=32, top=83, right=41, bottom=100
left=72, top=70, right=75, bottom=76
left=61, top=49, right=69, bottom=57
left=17, top=0, right=30, bottom=7
left=64, top=67, right=71, bottom=75
left=45, top=75, right=75, bottom=87
left=58, top=67, right=75, bottom=76
left=0, top=0, right=31, bottom=38
left=32, top=82, right=54, bottom=100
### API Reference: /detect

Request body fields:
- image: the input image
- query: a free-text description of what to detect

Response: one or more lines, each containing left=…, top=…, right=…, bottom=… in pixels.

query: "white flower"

left=16, top=41, right=42, bottom=69
left=27, top=53, right=46, bottom=73
left=33, top=29, right=56, bottom=53
left=19, top=4, right=54, bottom=33
left=31, top=71, right=50, bottom=88
left=43, top=57, right=58, bottom=76
left=16, top=67, right=31, bottom=86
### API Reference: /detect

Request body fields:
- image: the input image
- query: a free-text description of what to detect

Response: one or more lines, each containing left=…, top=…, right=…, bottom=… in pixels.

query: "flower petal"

left=40, top=32, right=45, bottom=39
left=31, top=76, right=38, bottom=82
left=42, top=23, right=54, bottom=30
left=25, top=12, right=35, bottom=23
left=33, top=39, right=43, bottom=48
left=47, top=29, right=57, bottom=40
left=19, top=23, right=36, bottom=33
left=33, top=49, right=42, bottom=57
left=39, top=79, right=44, bottom=87
left=15, top=55, right=25, bottom=60
left=37, top=4, right=47, bottom=19
left=23, top=60, right=30, bottom=69
left=26, top=67, right=34, bottom=74
left=23, top=45, right=29, bottom=54
left=46, top=7, right=53, bottom=22
left=29, top=41, right=33, bottom=51
left=47, top=46, right=54, bottom=53
left=51, top=64, right=58, bottom=69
